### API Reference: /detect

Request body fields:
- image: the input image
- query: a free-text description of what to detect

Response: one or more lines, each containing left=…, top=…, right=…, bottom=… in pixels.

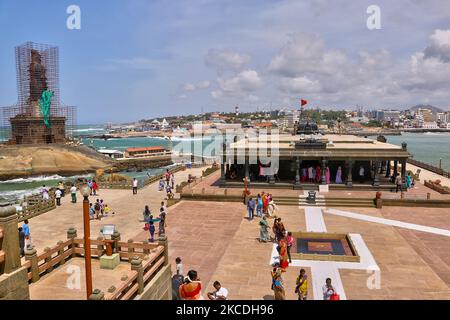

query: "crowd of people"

left=245, top=189, right=341, bottom=300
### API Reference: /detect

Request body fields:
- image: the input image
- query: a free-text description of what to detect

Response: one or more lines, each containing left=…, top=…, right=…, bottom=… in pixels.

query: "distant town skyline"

left=1, top=0, right=450, bottom=124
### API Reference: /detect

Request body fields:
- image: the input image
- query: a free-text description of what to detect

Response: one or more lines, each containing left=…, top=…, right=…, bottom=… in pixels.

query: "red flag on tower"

left=300, top=99, right=308, bottom=106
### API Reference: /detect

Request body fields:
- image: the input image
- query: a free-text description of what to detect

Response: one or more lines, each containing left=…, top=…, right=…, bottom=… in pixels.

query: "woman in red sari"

left=179, top=270, right=203, bottom=300
left=278, top=238, right=289, bottom=271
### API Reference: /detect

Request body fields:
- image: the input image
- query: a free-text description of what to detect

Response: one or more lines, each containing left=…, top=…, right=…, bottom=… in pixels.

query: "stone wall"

left=135, top=264, right=172, bottom=300
left=0, top=267, right=30, bottom=300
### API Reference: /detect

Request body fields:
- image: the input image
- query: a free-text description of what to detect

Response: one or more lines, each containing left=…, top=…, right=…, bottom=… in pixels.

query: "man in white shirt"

left=55, top=189, right=62, bottom=206
left=207, top=281, right=228, bottom=300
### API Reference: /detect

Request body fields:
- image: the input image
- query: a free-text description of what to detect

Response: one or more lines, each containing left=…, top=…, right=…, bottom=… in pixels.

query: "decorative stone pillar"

left=127, top=239, right=134, bottom=260
left=0, top=204, right=20, bottom=274
left=244, top=155, right=249, bottom=179
left=89, top=289, right=105, bottom=300
left=321, top=159, right=327, bottom=185
left=130, top=256, right=144, bottom=294
left=158, top=235, right=169, bottom=266
left=57, top=240, right=66, bottom=266
left=385, top=160, right=391, bottom=178
left=393, top=160, right=398, bottom=178
left=43, top=247, right=53, bottom=273
left=295, top=157, right=300, bottom=185
left=142, top=240, right=150, bottom=255
left=111, top=230, right=120, bottom=254
left=346, top=160, right=353, bottom=187
left=97, top=236, right=104, bottom=257
left=25, top=247, right=39, bottom=283
left=373, top=161, right=380, bottom=187
left=401, top=159, right=407, bottom=188
left=67, top=227, right=77, bottom=258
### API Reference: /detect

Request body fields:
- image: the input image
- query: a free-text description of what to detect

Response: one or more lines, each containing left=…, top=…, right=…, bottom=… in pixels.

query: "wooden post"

left=25, top=247, right=39, bottom=283
left=130, top=256, right=144, bottom=294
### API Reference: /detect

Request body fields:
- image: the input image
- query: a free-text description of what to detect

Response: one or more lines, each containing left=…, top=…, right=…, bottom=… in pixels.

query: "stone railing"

left=424, top=180, right=450, bottom=194
left=98, top=164, right=185, bottom=190
left=17, top=199, right=56, bottom=222
left=408, top=158, right=450, bottom=178
left=22, top=228, right=169, bottom=301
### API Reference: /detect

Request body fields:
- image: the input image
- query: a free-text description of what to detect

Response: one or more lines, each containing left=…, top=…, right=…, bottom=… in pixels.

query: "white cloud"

left=218, top=69, right=263, bottom=93
left=278, top=76, right=321, bottom=94
left=182, top=80, right=211, bottom=92
left=424, top=29, right=450, bottom=62
left=205, top=49, right=250, bottom=72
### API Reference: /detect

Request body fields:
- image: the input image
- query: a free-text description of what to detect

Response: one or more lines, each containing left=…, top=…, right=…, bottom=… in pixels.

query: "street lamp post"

left=80, top=185, right=93, bottom=299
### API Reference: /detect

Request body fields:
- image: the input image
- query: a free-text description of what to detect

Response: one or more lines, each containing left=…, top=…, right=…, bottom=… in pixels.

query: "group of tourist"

left=158, top=169, right=175, bottom=200
left=89, top=199, right=113, bottom=220
left=172, top=260, right=229, bottom=300
left=247, top=192, right=278, bottom=221
left=39, top=182, right=80, bottom=206
left=143, top=201, right=167, bottom=242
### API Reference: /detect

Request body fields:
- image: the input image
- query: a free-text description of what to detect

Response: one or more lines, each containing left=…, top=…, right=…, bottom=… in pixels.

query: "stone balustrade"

left=21, top=231, right=169, bottom=300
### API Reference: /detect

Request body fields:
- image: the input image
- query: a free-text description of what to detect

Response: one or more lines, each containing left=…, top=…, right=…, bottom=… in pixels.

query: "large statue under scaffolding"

left=1, top=42, right=76, bottom=144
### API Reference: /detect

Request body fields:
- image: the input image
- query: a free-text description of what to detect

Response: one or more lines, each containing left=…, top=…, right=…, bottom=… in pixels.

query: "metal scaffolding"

left=0, top=42, right=76, bottom=143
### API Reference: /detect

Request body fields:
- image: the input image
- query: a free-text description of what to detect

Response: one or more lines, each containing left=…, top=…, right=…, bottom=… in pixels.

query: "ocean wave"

left=74, top=128, right=105, bottom=132
left=0, top=173, right=92, bottom=184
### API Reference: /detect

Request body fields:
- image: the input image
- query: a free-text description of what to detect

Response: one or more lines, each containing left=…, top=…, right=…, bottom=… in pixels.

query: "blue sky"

left=1, top=0, right=450, bottom=124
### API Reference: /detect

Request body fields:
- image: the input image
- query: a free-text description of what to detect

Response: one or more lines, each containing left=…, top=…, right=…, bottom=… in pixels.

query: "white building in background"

left=285, top=110, right=299, bottom=128
left=422, top=122, right=439, bottom=129
left=161, top=118, right=170, bottom=129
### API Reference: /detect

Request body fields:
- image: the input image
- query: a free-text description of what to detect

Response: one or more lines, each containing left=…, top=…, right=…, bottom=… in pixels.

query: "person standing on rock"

left=70, top=184, right=77, bottom=203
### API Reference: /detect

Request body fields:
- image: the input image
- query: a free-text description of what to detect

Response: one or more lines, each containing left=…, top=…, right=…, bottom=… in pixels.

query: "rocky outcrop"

left=0, top=144, right=111, bottom=180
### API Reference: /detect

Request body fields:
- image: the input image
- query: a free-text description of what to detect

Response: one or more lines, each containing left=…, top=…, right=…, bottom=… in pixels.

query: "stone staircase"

left=275, top=194, right=376, bottom=208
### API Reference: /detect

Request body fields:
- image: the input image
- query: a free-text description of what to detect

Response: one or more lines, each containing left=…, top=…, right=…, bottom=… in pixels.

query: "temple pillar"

left=295, top=157, right=300, bottom=185
left=321, top=159, right=327, bottom=185
left=346, top=160, right=353, bottom=187
left=393, top=160, right=398, bottom=178
left=385, top=160, right=391, bottom=178
left=244, top=155, right=249, bottom=179
left=373, top=161, right=380, bottom=187
left=401, top=159, right=407, bottom=186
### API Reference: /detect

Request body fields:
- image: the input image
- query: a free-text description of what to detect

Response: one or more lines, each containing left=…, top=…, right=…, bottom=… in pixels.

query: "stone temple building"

left=219, top=129, right=411, bottom=190
left=1, top=42, right=75, bottom=144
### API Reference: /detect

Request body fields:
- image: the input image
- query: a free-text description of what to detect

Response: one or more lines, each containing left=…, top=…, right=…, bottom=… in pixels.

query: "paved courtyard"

left=20, top=165, right=450, bottom=300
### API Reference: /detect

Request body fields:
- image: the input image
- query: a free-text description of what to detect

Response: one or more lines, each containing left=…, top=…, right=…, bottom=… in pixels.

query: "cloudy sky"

left=1, top=0, right=450, bottom=123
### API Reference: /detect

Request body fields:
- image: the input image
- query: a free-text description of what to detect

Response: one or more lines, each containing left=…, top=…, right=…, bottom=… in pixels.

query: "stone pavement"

left=29, top=258, right=130, bottom=300
left=22, top=166, right=206, bottom=254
